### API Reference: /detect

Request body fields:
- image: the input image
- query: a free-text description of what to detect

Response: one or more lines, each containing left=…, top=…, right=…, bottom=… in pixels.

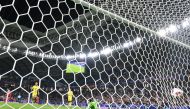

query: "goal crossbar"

left=72, top=0, right=190, bottom=49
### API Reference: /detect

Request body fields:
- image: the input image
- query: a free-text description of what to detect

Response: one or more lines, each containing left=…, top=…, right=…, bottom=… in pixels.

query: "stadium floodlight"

left=134, top=37, right=141, bottom=43
left=182, top=20, right=189, bottom=28
left=123, top=41, right=134, bottom=48
left=66, top=55, right=75, bottom=59
left=168, top=24, right=177, bottom=33
left=129, top=41, right=133, bottom=46
left=123, top=42, right=129, bottom=48
left=79, top=53, right=86, bottom=59
left=100, top=47, right=112, bottom=55
left=157, top=29, right=166, bottom=37
left=87, top=52, right=99, bottom=58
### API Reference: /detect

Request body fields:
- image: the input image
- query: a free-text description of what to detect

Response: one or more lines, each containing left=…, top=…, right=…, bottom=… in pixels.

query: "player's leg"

left=36, top=96, right=39, bottom=104
left=32, top=96, right=36, bottom=103
left=68, top=101, right=72, bottom=107
left=32, top=94, right=37, bottom=103
left=68, top=96, right=72, bottom=108
left=6, top=96, right=12, bottom=103
left=5, top=94, right=8, bottom=102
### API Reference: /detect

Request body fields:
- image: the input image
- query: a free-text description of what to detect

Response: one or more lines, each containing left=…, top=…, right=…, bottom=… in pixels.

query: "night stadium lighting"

left=79, top=53, right=86, bottom=58
left=168, top=24, right=177, bottom=33
left=134, top=37, right=141, bottom=43
left=123, top=42, right=130, bottom=48
left=0, top=37, right=142, bottom=60
left=157, top=18, right=190, bottom=37
left=66, top=55, right=74, bottom=59
left=157, top=29, right=166, bottom=37
left=123, top=37, right=142, bottom=48
left=182, top=20, right=189, bottom=28
left=129, top=41, right=133, bottom=46
left=123, top=41, right=133, bottom=48
left=87, top=52, right=99, bottom=58
left=100, top=47, right=112, bottom=55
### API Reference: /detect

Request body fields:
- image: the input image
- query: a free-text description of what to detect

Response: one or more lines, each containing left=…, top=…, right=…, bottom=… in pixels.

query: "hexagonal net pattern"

left=0, top=0, right=190, bottom=109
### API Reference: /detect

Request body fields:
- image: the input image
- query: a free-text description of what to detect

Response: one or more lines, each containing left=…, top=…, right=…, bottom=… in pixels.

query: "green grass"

left=0, top=102, right=84, bottom=109
left=66, top=64, right=85, bottom=73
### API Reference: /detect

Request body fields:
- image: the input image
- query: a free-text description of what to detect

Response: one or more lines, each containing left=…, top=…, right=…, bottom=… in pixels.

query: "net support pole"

left=72, top=0, right=190, bottom=49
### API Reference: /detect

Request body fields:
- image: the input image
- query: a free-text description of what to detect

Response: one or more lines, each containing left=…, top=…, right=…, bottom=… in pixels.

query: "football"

left=171, top=88, right=184, bottom=97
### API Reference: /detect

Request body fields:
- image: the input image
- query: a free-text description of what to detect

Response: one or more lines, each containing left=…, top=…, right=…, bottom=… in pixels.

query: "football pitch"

left=0, top=102, right=84, bottom=109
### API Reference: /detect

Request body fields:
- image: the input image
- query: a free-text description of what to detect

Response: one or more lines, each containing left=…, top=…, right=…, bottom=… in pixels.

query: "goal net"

left=0, top=0, right=190, bottom=108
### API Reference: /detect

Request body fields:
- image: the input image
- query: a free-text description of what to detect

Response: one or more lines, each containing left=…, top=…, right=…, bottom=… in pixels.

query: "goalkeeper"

left=31, top=82, right=40, bottom=104
left=67, top=86, right=73, bottom=108
left=88, top=98, right=99, bottom=109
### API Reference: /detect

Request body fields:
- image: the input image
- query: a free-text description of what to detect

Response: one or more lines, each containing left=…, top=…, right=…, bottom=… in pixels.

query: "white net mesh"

left=0, top=0, right=190, bottom=109
left=84, top=0, right=190, bottom=45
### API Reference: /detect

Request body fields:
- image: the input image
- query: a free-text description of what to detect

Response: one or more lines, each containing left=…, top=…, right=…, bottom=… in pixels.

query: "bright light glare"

left=123, top=42, right=129, bottom=48
left=87, top=52, right=99, bottom=57
left=168, top=25, right=177, bottom=33
left=100, top=47, right=112, bottom=55
left=134, top=37, right=141, bottom=43
left=123, top=41, right=133, bottom=48
left=182, top=20, right=189, bottom=28
left=79, top=53, right=86, bottom=58
left=66, top=55, right=74, bottom=59
left=157, top=29, right=166, bottom=37
left=129, top=41, right=133, bottom=46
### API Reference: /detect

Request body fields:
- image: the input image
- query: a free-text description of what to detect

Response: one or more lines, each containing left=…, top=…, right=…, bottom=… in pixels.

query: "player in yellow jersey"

left=31, top=82, right=40, bottom=103
left=67, top=86, right=73, bottom=108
